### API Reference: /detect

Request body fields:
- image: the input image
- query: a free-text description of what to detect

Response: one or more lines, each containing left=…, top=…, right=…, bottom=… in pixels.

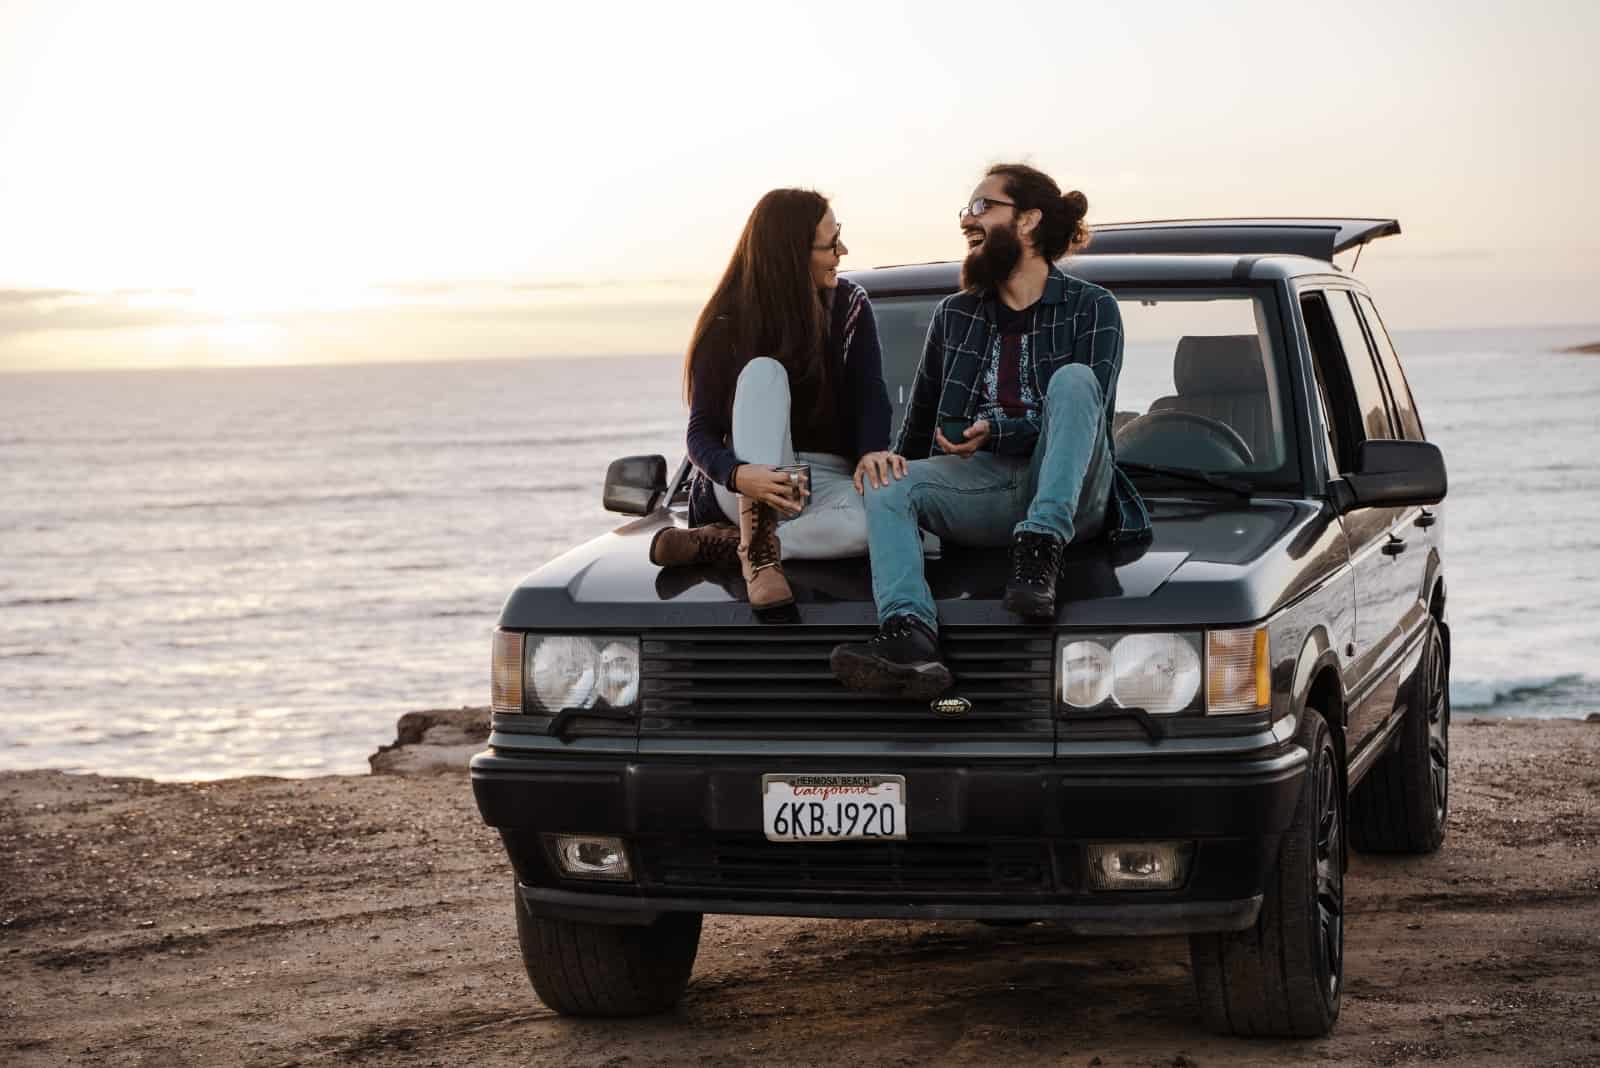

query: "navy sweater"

left=685, top=277, right=891, bottom=525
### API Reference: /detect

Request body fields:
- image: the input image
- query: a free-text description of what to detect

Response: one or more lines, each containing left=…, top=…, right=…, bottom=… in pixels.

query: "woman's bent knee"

left=736, top=356, right=788, bottom=388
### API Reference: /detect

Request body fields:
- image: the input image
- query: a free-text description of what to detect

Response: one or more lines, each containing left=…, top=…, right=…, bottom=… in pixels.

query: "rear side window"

left=1325, top=291, right=1394, bottom=442
left=1356, top=294, right=1424, bottom=440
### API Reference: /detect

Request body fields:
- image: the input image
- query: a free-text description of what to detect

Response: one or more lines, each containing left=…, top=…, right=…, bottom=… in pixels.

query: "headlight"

left=1061, top=640, right=1113, bottom=707
left=1058, top=629, right=1270, bottom=717
left=598, top=640, right=640, bottom=707
left=520, top=634, right=640, bottom=715
left=1111, top=633, right=1202, bottom=715
left=1058, top=632, right=1202, bottom=715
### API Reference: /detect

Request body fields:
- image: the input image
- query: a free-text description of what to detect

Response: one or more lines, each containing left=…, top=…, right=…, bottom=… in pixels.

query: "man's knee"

left=1045, top=363, right=1102, bottom=408
left=863, top=472, right=913, bottom=515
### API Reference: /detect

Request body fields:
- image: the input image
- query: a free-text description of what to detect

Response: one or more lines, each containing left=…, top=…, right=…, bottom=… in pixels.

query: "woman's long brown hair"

left=683, top=188, right=831, bottom=423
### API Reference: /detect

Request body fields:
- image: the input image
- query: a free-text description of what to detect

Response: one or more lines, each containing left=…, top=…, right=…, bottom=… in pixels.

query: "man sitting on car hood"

left=830, top=162, right=1150, bottom=698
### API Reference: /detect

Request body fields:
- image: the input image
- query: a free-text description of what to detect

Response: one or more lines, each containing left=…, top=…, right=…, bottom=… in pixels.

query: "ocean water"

left=3, top=323, right=1597, bottom=779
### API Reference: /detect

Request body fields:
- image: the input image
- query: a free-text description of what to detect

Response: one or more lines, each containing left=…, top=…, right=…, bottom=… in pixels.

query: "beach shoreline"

left=3, top=717, right=1598, bottom=1066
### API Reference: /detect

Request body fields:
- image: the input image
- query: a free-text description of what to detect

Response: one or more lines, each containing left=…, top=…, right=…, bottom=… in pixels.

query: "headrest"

left=1174, top=335, right=1267, bottom=394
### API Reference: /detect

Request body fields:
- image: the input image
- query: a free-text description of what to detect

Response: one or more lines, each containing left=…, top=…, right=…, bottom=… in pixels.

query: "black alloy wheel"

left=1423, top=628, right=1450, bottom=828
left=1313, top=737, right=1344, bottom=1004
left=1349, top=620, right=1450, bottom=854
left=1190, top=708, right=1344, bottom=1036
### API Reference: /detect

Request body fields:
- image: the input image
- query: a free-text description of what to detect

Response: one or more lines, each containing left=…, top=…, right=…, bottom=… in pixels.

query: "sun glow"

left=1, top=0, right=1596, bottom=370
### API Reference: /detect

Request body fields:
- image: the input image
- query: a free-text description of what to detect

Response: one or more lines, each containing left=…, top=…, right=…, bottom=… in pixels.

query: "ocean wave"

left=0, top=595, right=80, bottom=608
left=143, top=489, right=410, bottom=512
left=388, top=426, right=684, bottom=452
left=478, top=482, right=589, bottom=495
left=1452, top=673, right=1590, bottom=710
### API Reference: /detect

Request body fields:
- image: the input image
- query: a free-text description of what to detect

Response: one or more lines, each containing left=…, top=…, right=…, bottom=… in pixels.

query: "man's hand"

left=934, top=419, right=991, bottom=459
left=733, top=464, right=806, bottom=515
left=853, top=450, right=908, bottom=493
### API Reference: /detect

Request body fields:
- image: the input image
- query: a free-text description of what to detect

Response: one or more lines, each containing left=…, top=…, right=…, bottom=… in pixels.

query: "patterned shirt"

left=979, top=299, right=1039, bottom=420
left=893, top=264, right=1152, bottom=544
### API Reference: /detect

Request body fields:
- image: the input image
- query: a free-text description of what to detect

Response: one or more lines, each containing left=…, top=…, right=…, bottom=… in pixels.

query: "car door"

left=1354, top=291, right=1440, bottom=644
left=1300, top=289, right=1411, bottom=752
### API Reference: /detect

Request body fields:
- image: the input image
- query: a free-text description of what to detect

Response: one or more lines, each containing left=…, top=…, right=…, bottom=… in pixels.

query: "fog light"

left=546, top=834, right=632, bottom=881
left=1086, top=842, right=1192, bottom=891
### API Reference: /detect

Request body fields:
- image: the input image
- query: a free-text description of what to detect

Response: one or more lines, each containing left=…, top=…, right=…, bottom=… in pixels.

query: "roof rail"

left=1080, top=218, right=1400, bottom=261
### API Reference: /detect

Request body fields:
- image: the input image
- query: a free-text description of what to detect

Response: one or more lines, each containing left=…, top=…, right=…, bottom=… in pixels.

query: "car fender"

left=1291, top=626, right=1346, bottom=731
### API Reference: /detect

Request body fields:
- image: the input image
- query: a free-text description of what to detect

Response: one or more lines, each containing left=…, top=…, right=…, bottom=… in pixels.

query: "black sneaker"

left=830, top=615, right=954, bottom=699
left=1004, top=531, right=1063, bottom=620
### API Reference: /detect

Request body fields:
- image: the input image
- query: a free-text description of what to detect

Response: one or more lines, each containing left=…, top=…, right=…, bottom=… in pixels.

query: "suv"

left=471, top=218, right=1450, bottom=1038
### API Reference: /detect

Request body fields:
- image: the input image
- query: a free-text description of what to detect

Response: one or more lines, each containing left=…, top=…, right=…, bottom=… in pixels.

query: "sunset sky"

left=1, top=0, right=1595, bottom=371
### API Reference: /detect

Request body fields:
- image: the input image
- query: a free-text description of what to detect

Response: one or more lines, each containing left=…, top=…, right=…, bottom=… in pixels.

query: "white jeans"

left=711, top=357, right=869, bottom=560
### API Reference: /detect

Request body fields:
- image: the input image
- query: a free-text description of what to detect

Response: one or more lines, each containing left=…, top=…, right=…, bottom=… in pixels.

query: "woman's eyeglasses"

left=958, top=196, right=1015, bottom=221
left=812, top=227, right=844, bottom=255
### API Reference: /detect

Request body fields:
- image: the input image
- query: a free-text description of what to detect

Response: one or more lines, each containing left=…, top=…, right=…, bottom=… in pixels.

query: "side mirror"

left=602, top=454, right=668, bottom=516
left=1332, top=439, right=1447, bottom=514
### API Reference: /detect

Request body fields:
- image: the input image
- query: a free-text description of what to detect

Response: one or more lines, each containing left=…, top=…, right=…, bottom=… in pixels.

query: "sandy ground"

left=3, top=718, right=1598, bottom=1068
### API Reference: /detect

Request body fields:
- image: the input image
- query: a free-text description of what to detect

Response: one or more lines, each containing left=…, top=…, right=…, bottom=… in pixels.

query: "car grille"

left=637, top=835, right=1055, bottom=895
left=638, top=628, right=1054, bottom=740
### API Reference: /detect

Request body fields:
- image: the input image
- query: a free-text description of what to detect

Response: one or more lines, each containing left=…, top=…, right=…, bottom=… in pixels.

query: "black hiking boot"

left=1004, top=531, right=1064, bottom=621
left=829, top=614, right=953, bottom=699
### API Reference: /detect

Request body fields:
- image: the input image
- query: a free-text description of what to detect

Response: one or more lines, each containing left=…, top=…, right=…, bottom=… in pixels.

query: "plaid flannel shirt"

left=893, top=264, right=1152, bottom=543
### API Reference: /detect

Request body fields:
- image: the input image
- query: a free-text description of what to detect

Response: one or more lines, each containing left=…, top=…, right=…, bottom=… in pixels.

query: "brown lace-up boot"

left=648, top=523, right=739, bottom=568
left=737, top=495, right=794, bottom=618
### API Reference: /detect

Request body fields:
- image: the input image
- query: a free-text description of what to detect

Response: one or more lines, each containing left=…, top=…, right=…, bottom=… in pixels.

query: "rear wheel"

left=1349, top=621, right=1449, bottom=853
left=1190, top=707, right=1343, bottom=1037
left=514, top=885, right=702, bottom=1017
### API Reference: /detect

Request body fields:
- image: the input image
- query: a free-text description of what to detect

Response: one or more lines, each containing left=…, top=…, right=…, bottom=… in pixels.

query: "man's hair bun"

left=986, top=163, right=1091, bottom=260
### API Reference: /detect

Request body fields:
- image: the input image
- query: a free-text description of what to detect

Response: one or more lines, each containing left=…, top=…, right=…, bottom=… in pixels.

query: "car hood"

left=499, top=497, right=1342, bottom=630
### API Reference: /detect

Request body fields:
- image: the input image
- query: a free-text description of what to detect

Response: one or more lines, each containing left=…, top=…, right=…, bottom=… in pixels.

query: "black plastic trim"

left=517, top=882, right=1262, bottom=934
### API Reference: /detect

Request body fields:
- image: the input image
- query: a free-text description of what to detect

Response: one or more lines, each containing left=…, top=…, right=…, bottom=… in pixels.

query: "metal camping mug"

left=773, top=462, right=811, bottom=519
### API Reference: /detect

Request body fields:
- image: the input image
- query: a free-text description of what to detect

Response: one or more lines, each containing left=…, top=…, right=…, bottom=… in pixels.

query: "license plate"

left=761, top=774, right=907, bottom=842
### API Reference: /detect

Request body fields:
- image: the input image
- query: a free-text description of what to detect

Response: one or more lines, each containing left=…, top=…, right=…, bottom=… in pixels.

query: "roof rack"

left=1080, top=218, right=1400, bottom=261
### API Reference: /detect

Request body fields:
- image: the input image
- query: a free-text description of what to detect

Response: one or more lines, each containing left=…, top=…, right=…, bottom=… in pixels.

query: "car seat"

left=1145, top=334, right=1275, bottom=464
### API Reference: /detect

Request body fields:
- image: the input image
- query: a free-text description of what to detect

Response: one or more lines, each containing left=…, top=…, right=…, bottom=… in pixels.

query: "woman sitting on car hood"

left=652, top=187, right=897, bottom=620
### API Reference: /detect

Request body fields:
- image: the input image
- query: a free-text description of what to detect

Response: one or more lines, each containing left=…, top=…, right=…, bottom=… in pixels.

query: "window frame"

left=1352, top=293, right=1425, bottom=441
left=869, top=282, right=1306, bottom=494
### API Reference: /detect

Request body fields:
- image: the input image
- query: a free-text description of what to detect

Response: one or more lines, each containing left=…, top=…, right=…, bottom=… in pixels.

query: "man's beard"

left=960, top=220, right=1024, bottom=292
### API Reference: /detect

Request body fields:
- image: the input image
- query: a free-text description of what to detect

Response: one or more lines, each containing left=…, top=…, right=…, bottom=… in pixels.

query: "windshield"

left=872, top=288, right=1299, bottom=490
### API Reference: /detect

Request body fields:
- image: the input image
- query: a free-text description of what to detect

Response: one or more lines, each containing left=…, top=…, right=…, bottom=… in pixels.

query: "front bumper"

left=472, top=744, right=1307, bottom=933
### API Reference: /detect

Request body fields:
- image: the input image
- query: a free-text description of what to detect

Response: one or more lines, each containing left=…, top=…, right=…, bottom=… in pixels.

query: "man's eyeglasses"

left=958, top=197, right=1015, bottom=221
left=812, top=228, right=844, bottom=255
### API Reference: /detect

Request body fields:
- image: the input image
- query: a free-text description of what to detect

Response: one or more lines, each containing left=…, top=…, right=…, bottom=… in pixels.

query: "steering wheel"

left=1115, top=409, right=1255, bottom=469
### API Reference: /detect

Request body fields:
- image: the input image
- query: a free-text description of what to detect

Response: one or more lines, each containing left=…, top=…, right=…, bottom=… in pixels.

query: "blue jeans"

left=863, top=363, right=1114, bottom=630
left=710, top=357, right=869, bottom=560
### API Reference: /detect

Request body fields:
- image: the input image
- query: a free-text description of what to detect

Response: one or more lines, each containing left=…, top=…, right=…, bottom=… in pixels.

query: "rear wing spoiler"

left=1081, top=218, right=1400, bottom=260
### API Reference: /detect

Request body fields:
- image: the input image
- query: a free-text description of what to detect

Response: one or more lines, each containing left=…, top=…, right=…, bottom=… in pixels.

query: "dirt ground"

left=3, top=718, right=1598, bottom=1068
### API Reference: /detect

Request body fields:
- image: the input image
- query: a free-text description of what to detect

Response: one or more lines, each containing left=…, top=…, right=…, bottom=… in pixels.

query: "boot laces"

left=868, top=615, right=917, bottom=653
left=694, top=531, right=738, bottom=566
left=747, top=505, right=780, bottom=569
left=1013, top=535, right=1060, bottom=585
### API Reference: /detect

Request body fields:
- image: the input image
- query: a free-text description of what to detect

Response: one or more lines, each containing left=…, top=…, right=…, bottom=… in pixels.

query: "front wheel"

left=1189, top=707, right=1344, bottom=1037
left=514, top=885, right=702, bottom=1016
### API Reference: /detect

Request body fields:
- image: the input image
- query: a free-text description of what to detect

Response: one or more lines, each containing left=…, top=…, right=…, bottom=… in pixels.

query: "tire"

left=513, top=885, right=702, bottom=1017
left=1189, top=707, right=1343, bottom=1037
left=1349, top=620, right=1449, bottom=854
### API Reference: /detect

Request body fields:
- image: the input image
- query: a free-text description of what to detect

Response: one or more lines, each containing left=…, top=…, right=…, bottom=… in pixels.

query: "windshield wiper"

left=1118, top=461, right=1253, bottom=498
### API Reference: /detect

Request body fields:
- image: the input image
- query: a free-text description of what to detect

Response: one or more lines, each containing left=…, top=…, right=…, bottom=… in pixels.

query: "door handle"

left=1414, top=509, right=1437, bottom=529
left=1382, top=534, right=1407, bottom=556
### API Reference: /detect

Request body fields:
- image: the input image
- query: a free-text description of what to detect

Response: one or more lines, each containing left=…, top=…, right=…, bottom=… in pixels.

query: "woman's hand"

left=733, top=464, right=806, bottom=515
left=934, top=419, right=991, bottom=458
left=853, top=451, right=907, bottom=494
